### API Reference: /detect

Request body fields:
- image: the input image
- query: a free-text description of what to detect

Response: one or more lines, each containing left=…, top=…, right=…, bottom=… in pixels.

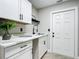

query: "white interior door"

left=52, top=9, right=75, bottom=57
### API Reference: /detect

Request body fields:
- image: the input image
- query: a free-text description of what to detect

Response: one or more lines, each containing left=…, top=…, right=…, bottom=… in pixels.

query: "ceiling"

left=28, top=0, right=73, bottom=9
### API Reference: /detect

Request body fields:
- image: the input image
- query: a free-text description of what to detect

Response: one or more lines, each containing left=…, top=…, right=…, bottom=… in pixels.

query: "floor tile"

left=42, top=53, right=74, bottom=59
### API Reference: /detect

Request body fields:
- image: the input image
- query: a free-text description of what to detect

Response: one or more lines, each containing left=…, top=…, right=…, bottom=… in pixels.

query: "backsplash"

left=0, top=24, right=26, bottom=35
left=0, top=18, right=34, bottom=36
left=10, top=23, right=26, bottom=34
left=10, top=24, right=33, bottom=35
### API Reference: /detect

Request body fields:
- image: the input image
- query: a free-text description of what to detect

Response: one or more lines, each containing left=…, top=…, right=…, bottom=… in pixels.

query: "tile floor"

left=42, top=53, right=74, bottom=59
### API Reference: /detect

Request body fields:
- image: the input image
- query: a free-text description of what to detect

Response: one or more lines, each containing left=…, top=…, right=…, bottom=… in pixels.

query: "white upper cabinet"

left=20, top=0, right=32, bottom=24
left=0, top=0, right=32, bottom=24
left=0, top=0, right=19, bottom=21
left=25, top=0, right=32, bottom=24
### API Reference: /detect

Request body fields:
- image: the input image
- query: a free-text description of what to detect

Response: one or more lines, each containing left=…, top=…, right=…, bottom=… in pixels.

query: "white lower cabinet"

left=33, top=35, right=48, bottom=59
left=39, top=36, right=47, bottom=59
left=0, top=41, right=32, bottom=59
left=6, top=41, right=32, bottom=59
left=7, top=48, right=32, bottom=59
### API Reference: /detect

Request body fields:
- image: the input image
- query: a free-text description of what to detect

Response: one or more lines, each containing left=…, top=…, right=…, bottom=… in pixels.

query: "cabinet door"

left=39, top=36, right=48, bottom=59
left=0, top=0, right=19, bottom=20
left=7, top=49, right=32, bottom=59
left=21, top=0, right=32, bottom=23
left=25, top=0, right=32, bottom=24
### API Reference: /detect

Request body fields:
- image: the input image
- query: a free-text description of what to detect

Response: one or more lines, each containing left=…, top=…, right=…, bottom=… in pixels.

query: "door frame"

left=50, top=7, right=78, bottom=58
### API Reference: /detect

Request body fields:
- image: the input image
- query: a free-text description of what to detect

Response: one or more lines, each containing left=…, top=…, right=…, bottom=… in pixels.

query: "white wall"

left=38, top=0, right=79, bottom=33
left=38, top=0, right=79, bottom=52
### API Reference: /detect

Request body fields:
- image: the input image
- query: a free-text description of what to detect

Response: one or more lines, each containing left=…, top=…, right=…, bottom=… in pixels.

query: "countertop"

left=0, top=34, right=48, bottom=48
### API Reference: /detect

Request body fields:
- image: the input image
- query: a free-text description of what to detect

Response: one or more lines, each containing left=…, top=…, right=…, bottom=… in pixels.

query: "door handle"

left=52, top=35, right=54, bottom=37
left=52, top=32, right=54, bottom=37
left=52, top=32, right=54, bottom=34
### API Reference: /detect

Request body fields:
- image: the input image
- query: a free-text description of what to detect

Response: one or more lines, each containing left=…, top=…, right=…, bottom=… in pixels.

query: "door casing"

left=50, top=7, right=78, bottom=58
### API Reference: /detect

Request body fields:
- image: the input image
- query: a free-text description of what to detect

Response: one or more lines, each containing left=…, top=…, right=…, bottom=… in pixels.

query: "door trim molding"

left=50, top=7, right=78, bottom=58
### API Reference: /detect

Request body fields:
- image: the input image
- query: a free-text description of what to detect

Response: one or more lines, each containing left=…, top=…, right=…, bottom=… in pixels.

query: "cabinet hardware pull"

left=44, top=41, right=46, bottom=45
left=22, top=14, right=23, bottom=20
left=20, top=45, right=27, bottom=48
left=20, top=14, right=22, bottom=20
left=52, top=32, right=54, bottom=34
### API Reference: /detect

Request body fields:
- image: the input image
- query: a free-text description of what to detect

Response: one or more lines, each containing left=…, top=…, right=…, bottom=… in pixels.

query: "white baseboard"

left=75, top=57, right=79, bottom=59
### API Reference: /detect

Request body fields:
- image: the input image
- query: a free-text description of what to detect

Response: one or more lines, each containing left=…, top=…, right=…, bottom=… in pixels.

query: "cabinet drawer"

left=7, top=47, right=32, bottom=59
left=5, top=41, right=32, bottom=58
left=39, top=36, right=47, bottom=46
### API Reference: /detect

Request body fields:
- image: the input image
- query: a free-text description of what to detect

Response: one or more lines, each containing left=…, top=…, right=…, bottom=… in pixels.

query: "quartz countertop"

left=0, top=34, right=48, bottom=48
